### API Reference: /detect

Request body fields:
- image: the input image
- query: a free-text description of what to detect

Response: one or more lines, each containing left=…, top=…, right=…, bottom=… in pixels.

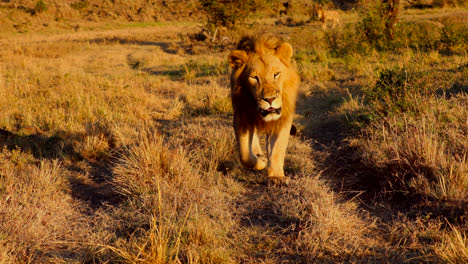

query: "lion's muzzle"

left=257, top=94, right=282, bottom=121
left=259, top=107, right=281, bottom=117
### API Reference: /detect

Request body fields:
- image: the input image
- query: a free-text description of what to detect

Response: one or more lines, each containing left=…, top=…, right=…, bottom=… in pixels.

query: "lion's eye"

left=274, top=72, right=281, bottom=79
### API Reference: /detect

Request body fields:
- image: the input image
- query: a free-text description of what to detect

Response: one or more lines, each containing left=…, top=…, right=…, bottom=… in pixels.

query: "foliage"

left=200, top=0, right=257, bottom=28
left=70, top=0, right=88, bottom=10
left=325, top=13, right=466, bottom=56
left=357, top=1, right=397, bottom=49
left=440, top=17, right=468, bottom=52
left=34, top=0, right=48, bottom=14
left=324, top=24, right=370, bottom=56
left=361, top=67, right=435, bottom=122
left=394, top=20, right=441, bottom=50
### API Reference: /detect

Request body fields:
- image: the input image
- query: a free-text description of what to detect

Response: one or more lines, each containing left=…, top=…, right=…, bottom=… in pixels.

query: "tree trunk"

left=383, top=0, right=400, bottom=40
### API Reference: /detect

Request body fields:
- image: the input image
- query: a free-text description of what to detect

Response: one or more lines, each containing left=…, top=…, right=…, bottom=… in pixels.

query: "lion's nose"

left=262, top=96, right=276, bottom=104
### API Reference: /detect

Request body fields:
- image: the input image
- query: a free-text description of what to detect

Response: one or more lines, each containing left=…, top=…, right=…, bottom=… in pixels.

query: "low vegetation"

left=0, top=1, right=467, bottom=263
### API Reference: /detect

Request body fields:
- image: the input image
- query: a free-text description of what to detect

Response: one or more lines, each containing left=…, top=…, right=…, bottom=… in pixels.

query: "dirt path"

left=400, top=9, right=468, bottom=21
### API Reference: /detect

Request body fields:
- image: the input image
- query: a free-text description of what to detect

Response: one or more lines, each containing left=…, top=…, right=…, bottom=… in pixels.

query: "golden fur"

left=317, top=8, right=341, bottom=29
left=228, top=33, right=300, bottom=184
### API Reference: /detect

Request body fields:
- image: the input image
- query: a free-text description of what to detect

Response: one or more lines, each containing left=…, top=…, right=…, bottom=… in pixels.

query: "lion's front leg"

left=266, top=119, right=292, bottom=185
left=236, top=123, right=267, bottom=171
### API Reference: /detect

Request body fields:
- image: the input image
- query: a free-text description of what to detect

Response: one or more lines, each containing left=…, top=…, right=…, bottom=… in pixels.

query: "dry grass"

left=357, top=94, right=468, bottom=201
left=0, top=0, right=201, bottom=34
left=0, top=149, right=106, bottom=263
left=436, top=224, right=468, bottom=264
left=0, top=3, right=467, bottom=263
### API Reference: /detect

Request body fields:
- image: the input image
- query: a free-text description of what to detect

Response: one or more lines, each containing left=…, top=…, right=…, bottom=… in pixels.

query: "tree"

left=383, top=0, right=400, bottom=40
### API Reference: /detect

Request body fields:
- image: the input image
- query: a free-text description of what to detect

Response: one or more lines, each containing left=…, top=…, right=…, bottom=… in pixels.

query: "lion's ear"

left=228, top=50, right=248, bottom=70
left=276, top=42, right=293, bottom=63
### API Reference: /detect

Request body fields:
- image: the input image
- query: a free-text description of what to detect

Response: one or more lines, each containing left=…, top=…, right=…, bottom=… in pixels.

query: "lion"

left=228, top=33, right=300, bottom=184
left=316, top=7, right=341, bottom=30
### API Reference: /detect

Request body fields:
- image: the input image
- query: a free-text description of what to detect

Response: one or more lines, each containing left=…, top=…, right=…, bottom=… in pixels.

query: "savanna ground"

left=0, top=1, right=467, bottom=263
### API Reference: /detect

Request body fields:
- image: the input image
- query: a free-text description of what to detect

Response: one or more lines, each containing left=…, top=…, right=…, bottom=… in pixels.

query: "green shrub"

left=70, top=0, right=88, bottom=10
left=439, top=17, right=468, bottom=52
left=200, top=0, right=257, bottom=28
left=34, top=0, right=48, bottom=14
left=358, top=3, right=389, bottom=49
left=395, top=21, right=441, bottom=50
left=362, top=67, right=434, bottom=122
left=357, top=1, right=400, bottom=50
left=324, top=24, right=370, bottom=56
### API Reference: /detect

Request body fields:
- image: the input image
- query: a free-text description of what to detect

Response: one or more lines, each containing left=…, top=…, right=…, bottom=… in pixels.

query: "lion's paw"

left=254, top=155, right=267, bottom=171
left=268, top=175, right=290, bottom=186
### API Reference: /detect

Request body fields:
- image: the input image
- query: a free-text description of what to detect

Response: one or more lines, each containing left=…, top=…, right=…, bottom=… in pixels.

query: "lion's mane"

left=230, top=33, right=300, bottom=134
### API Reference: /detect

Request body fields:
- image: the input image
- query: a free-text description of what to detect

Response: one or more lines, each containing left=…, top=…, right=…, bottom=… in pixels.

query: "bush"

left=358, top=4, right=387, bottom=48
left=440, top=17, right=468, bottom=52
left=34, top=0, right=48, bottom=14
left=70, top=0, right=88, bottom=10
left=324, top=24, right=370, bottom=56
left=394, top=21, right=441, bottom=51
left=357, top=1, right=400, bottom=50
left=200, top=0, right=257, bottom=28
left=362, top=67, right=434, bottom=122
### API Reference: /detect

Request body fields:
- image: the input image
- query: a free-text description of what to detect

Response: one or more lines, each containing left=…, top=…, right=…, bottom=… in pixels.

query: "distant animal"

left=316, top=7, right=341, bottom=29
left=228, top=33, right=300, bottom=185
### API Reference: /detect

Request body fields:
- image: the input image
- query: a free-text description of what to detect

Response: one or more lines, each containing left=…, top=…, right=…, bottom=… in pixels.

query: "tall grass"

left=101, top=183, right=192, bottom=264
left=0, top=148, right=101, bottom=263
left=111, top=128, right=236, bottom=263
left=352, top=65, right=468, bottom=201
left=272, top=177, right=376, bottom=261
left=436, top=224, right=468, bottom=263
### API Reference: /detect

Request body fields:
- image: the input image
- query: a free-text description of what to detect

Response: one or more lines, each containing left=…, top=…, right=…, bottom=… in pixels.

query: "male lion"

left=228, top=33, right=300, bottom=184
left=316, top=7, right=341, bottom=30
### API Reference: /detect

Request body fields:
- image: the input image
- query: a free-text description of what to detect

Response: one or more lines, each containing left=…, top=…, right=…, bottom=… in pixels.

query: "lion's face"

left=244, top=53, right=288, bottom=121
left=317, top=8, right=324, bottom=19
left=229, top=42, right=293, bottom=122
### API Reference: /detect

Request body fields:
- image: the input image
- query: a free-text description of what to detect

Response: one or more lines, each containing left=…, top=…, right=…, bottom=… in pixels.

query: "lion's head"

left=228, top=34, right=299, bottom=125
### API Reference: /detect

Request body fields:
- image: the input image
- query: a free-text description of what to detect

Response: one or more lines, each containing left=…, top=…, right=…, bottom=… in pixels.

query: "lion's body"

left=228, top=34, right=300, bottom=184
left=317, top=8, right=341, bottom=29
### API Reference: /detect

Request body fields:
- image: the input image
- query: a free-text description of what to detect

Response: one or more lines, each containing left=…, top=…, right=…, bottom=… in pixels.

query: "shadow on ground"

left=0, top=127, right=123, bottom=209
left=86, top=37, right=178, bottom=54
